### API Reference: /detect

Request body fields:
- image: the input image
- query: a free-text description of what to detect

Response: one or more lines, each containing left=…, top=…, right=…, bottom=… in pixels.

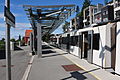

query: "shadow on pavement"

left=42, top=45, right=53, bottom=49
left=42, top=50, right=56, bottom=54
left=61, top=71, right=87, bottom=80
left=42, top=53, right=68, bottom=58
left=81, top=68, right=100, bottom=74
left=0, top=50, right=6, bottom=60
left=14, top=46, right=23, bottom=51
left=61, top=68, right=100, bottom=80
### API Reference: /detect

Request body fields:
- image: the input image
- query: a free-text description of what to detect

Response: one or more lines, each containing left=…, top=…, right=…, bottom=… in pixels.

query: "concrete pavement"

left=0, top=46, right=31, bottom=80
left=26, top=43, right=120, bottom=80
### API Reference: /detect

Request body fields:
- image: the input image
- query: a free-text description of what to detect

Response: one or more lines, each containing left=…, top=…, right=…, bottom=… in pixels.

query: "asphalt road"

left=0, top=46, right=31, bottom=80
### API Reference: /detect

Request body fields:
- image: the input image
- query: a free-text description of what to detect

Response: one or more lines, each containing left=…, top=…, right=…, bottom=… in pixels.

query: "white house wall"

left=115, top=21, right=120, bottom=75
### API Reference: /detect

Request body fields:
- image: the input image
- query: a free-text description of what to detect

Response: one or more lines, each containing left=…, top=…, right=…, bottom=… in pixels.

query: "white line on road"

left=21, top=55, right=35, bottom=80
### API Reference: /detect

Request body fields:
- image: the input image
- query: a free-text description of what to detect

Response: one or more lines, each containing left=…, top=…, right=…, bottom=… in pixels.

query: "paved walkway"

left=0, top=46, right=31, bottom=80
left=27, top=43, right=120, bottom=80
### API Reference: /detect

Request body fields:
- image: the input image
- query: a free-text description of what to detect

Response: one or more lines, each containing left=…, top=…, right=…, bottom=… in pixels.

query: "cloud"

left=0, top=22, right=5, bottom=27
left=0, top=22, right=31, bottom=28
left=0, top=22, right=32, bottom=39
left=16, top=23, right=31, bottom=28
left=0, top=13, right=4, bottom=19
left=0, top=30, right=5, bottom=38
left=10, top=3, right=23, bottom=9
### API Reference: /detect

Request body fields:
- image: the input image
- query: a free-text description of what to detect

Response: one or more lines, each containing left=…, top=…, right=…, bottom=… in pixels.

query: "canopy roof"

left=23, top=4, right=76, bottom=36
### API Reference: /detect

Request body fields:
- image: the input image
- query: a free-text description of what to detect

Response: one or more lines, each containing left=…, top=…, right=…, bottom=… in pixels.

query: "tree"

left=1, top=38, right=5, bottom=42
left=78, top=0, right=91, bottom=17
left=18, top=35, right=21, bottom=41
left=104, top=0, right=109, bottom=5
left=62, top=21, right=70, bottom=33
left=42, top=33, right=51, bottom=42
left=0, top=38, right=5, bottom=50
left=10, top=38, right=16, bottom=42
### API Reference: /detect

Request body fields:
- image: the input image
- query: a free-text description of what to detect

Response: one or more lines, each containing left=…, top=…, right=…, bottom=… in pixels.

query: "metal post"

left=33, top=27, right=37, bottom=54
left=37, top=22, right=42, bottom=58
left=30, top=32, right=33, bottom=54
left=6, top=24, right=11, bottom=80
left=5, top=0, right=11, bottom=80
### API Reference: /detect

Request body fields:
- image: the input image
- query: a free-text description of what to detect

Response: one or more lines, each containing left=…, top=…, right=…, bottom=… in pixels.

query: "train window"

left=93, top=34, right=100, bottom=50
left=88, top=34, right=91, bottom=49
left=75, top=36, right=78, bottom=46
left=62, top=37, right=68, bottom=44
left=70, top=36, right=78, bottom=46
left=53, top=38, right=57, bottom=42
left=79, top=35, right=83, bottom=47
left=59, top=37, right=62, bottom=44
left=70, top=36, right=74, bottom=45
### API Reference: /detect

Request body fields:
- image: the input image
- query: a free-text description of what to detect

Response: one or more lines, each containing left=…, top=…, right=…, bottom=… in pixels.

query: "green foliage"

left=10, top=38, right=16, bottom=42
left=62, top=21, right=70, bottom=33
left=18, top=35, right=21, bottom=41
left=104, top=0, right=108, bottom=5
left=20, top=37, right=25, bottom=46
left=78, top=0, right=91, bottom=17
left=0, top=38, right=5, bottom=50
left=42, top=34, right=51, bottom=42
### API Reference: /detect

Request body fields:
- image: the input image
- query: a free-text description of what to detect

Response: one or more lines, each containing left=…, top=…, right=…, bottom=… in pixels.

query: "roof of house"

left=25, top=30, right=32, bottom=37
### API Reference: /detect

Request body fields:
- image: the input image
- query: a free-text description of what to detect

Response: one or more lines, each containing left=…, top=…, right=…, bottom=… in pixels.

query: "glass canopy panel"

left=23, top=4, right=76, bottom=36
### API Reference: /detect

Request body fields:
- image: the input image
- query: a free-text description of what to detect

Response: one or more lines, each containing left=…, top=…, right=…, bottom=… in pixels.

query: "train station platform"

left=24, top=42, right=120, bottom=80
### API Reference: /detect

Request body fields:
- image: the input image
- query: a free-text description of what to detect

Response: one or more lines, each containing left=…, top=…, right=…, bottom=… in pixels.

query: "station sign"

left=4, top=6, right=15, bottom=27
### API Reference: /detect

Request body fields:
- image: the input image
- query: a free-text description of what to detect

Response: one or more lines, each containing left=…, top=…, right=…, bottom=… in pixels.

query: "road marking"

left=21, top=55, right=35, bottom=80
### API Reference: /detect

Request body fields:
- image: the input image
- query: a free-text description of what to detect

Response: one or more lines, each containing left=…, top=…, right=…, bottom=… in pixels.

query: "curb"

left=21, top=55, right=35, bottom=80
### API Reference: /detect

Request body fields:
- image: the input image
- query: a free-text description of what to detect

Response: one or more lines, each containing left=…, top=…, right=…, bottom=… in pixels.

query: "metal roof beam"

left=23, top=4, right=75, bottom=8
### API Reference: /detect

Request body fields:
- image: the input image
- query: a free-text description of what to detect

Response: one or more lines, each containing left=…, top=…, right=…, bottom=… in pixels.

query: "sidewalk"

left=27, top=43, right=120, bottom=80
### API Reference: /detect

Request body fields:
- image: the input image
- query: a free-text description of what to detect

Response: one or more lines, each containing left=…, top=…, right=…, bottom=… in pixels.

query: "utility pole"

left=5, top=0, right=11, bottom=80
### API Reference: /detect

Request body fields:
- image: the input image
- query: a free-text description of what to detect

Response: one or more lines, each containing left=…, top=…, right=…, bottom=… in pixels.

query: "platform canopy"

left=23, top=4, right=76, bottom=36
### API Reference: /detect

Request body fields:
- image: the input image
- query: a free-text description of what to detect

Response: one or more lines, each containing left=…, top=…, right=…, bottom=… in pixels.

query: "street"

left=0, top=46, right=31, bottom=80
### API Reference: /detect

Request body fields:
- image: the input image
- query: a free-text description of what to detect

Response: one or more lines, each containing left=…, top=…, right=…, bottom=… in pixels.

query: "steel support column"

left=30, top=32, right=33, bottom=54
left=36, top=22, right=42, bottom=58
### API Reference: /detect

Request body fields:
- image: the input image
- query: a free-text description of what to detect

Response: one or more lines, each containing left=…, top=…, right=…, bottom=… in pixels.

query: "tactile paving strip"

left=1, top=65, right=14, bottom=67
left=62, top=64, right=83, bottom=72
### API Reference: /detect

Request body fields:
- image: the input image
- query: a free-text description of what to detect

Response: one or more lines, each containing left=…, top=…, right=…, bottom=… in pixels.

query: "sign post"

left=4, top=0, right=15, bottom=80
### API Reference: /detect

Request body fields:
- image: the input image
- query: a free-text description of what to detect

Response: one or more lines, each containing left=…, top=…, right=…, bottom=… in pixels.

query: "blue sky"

left=0, top=0, right=106, bottom=40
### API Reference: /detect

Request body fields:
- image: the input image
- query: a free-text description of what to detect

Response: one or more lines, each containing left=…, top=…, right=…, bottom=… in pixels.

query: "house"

left=93, top=4, right=103, bottom=23
left=113, top=0, right=120, bottom=19
left=101, top=5, right=114, bottom=22
left=83, top=5, right=96, bottom=27
left=24, top=30, right=33, bottom=45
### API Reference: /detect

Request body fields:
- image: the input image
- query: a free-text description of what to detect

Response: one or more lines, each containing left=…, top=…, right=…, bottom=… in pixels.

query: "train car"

left=50, top=22, right=117, bottom=69
left=115, top=21, right=120, bottom=75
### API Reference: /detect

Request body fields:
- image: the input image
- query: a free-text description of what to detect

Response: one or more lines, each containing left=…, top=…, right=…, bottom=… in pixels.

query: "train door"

left=82, top=32, right=88, bottom=60
left=87, top=30, right=93, bottom=63
left=78, top=32, right=83, bottom=59
left=67, top=34, right=70, bottom=53
left=111, top=24, right=116, bottom=70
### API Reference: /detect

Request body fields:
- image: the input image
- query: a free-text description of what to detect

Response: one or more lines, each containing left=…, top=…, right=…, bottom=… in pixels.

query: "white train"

left=50, top=21, right=120, bottom=75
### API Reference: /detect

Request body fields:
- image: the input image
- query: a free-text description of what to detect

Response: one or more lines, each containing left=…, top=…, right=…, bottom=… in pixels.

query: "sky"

left=0, top=0, right=106, bottom=40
